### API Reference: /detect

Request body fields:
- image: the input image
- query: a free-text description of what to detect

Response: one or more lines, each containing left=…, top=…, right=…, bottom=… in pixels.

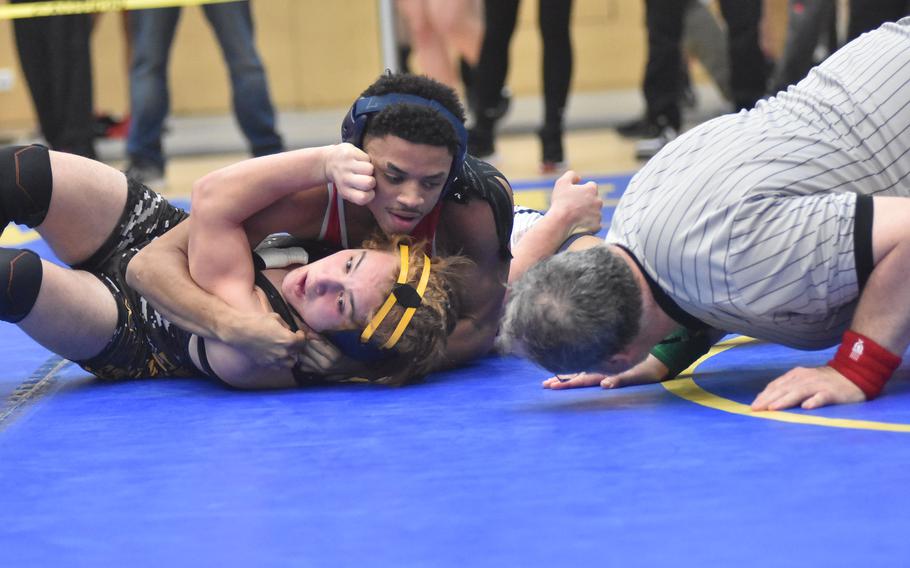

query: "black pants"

left=643, top=0, right=766, bottom=129
left=848, top=0, right=910, bottom=40
left=473, top=0, right=573, bottom=132
left=11, top=1, right=96, bottom=158
left=771, top=0, right=838, bottom=92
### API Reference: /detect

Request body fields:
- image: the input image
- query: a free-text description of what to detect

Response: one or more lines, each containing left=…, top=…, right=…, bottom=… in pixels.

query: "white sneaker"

left=635, top=126, right=678, bottom=161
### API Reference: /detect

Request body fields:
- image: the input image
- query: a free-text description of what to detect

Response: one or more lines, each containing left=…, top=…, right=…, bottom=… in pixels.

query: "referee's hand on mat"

left=751, top=365, right=866, bottom=411
left=542, top=355, right=669, bottom=390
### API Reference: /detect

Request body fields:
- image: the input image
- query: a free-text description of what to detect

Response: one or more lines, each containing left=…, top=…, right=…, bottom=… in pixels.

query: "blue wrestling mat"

left=2, top=179, right=909, bottom=567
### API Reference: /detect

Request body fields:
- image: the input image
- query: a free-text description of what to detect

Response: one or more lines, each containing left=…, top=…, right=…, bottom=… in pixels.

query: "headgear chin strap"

left=340, top=93, right=468, bottom=196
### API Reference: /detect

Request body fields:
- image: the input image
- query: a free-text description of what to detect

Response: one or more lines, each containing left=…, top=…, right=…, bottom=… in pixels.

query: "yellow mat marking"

left=0, top=226, right=39, bottom=246
left=661, top=336, right=910, bottom=432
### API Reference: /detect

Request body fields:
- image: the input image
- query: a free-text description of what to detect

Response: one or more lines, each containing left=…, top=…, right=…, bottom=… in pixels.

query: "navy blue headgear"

left=324, top=330, right=394, bottom=363
left=285, top=305, right=394, bottom=364
left=340, top=93, right=468, bottom=196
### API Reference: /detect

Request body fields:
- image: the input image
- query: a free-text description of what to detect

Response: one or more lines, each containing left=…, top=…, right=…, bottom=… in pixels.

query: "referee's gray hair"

left=498, top=245, right=642, bottom=373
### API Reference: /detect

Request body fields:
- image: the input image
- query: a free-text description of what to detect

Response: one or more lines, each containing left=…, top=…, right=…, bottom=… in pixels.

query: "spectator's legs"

left=847, top=0, right=910, bottom=40
left=469, top=0, right=520, bottom=157
left=127, top=7, right=180, bottom=171
left=538, top=0, right=574, bottom=168
left=397, top=0, right=460, bottom=88
left=770, top=0, right=835, bottom=93
left=204, top=1, right=284, bottom=157
left=12, top=14, right=54, bottom=144
left=52, top=13, right=96, bottom=158
left=718, top=0, right=767, bottom=110
left=642, top=0, right=686, bottom=131
left=12, top=10, right=95, bottom=158
left=683, top=0, right=731, bottom=102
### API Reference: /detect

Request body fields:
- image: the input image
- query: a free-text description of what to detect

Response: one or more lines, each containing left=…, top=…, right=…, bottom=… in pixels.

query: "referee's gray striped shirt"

left=606, top=17, right=910, bottom=350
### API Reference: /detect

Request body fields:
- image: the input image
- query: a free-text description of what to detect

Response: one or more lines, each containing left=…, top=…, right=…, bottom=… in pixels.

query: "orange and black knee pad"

left=0, top=144, right=53, bottom=229
left=0, top=247, right=43, bottom=323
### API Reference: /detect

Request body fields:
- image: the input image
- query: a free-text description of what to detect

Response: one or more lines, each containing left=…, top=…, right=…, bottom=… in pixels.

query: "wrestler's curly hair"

left=363, top=234, right=470, bottom=385
left=358, top=72, right=466, bottom=159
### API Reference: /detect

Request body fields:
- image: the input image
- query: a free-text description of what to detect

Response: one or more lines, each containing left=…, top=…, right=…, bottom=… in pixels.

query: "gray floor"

left=2, top=85, right=729, bottom=162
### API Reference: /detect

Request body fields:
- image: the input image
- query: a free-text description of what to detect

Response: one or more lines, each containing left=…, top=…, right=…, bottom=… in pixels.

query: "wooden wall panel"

left=0, top=0, right=791, bottom=132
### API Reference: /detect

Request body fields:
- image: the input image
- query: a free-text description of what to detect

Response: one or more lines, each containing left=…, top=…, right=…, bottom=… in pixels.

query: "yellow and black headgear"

left=325, top=244, right=431, bottom=362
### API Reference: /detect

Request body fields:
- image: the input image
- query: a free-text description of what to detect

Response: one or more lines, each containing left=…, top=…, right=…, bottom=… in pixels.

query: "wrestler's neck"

left=610, top=245, right=678, bottom=345
left=343, top=203, right=381, bottom=243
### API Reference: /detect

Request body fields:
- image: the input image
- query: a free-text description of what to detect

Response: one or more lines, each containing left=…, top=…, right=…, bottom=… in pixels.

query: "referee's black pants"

left=473, top=0, right=574, bottom=132
left=11, top=0, right=96, bottom=159
left=643, top=0, right=766, bottom=129
left=848, top=0, right=910, bottom=40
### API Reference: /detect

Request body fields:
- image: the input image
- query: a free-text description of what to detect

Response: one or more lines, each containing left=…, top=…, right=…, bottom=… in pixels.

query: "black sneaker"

left=124, top=160, right=166, bottom=190
left=538, top=126, right=565, bottom=174
left=487, top=87, right=511, bottom=122
left=468, top=126, right=495, bottom=159
left=616, top=116, right=663, bottom=138
left=471, top=87, right=512, bottom=123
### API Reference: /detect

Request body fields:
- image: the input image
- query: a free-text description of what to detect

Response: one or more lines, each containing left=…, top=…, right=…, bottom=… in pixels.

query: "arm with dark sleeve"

left=434, top=158, right=515, bottom=367
left=437, top=197, right=510, bottom=368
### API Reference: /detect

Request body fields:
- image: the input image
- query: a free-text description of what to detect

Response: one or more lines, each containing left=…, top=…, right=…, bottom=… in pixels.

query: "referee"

left=500, top=17, right=910, bottom=412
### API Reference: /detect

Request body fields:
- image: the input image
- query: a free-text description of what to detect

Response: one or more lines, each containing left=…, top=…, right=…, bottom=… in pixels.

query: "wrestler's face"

left=363, top=135, right=453, bottom=235
left=281, top=249, right=398, bottom=332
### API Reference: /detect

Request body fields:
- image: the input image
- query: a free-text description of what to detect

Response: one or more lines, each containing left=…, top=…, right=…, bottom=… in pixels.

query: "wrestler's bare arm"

left=187, top=184, right=305, bottom=389
left=191, top=144, right=373, bottom=225
left=129, top=146, right=366, bottom=367
left=128, top=220, right=307, bottom=371
left=509, top=170, right=602, bottom=284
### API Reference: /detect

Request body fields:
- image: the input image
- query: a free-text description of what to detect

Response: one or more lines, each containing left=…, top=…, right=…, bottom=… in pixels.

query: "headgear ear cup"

left=340, top=94, right=468, bottom=196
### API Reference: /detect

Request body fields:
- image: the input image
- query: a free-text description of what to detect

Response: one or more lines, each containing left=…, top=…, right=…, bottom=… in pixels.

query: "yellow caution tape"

left=0, top=0, right=242, bottom=20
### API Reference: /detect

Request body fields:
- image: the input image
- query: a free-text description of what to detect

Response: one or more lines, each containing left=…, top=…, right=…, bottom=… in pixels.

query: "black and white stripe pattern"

left=606, top=18, right=910, bottom=349
left=510, top=206, right=544, bottom=251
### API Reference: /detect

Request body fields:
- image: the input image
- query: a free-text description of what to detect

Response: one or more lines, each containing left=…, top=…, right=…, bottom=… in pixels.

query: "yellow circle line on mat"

left=661, top=335, right=910, bottom=433
left=0, top=226, right=39, bottom=246
left=0, top=0, right=239, bottom=20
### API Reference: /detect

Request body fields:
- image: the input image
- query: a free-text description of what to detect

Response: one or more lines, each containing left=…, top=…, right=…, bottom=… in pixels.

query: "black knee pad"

left=0, top=247, right=43, bottom=323
left=0, top=144, right=53, bottom=228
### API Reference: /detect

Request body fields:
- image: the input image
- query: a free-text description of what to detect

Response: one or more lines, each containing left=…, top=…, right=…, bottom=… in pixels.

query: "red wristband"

left=827, top=330, right=901, bottom=400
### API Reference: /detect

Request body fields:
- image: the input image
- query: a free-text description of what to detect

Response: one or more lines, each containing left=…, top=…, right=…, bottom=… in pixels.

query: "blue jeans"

left=127, top=1, right=284, bottom=169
